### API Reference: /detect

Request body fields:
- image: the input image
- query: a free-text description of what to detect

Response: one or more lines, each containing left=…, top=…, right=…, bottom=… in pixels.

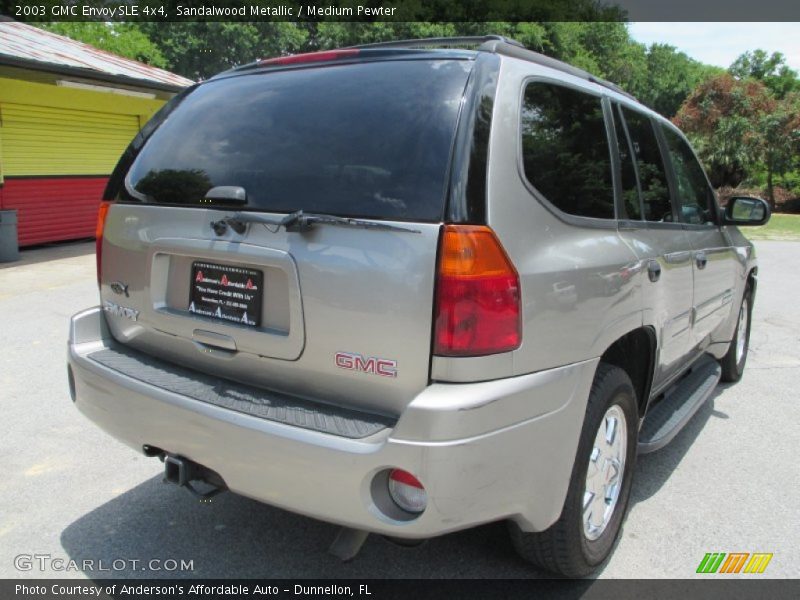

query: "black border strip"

left=3, top=579, right=799, bottom=600
left=2, top=0, right=800, bottom=22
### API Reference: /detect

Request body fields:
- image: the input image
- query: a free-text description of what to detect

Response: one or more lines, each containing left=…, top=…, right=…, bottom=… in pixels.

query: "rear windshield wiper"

left=215, top=210, right=421, bottom=235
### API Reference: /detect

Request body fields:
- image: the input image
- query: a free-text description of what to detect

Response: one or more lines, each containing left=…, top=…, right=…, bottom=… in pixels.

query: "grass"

left=740, top=213, right=800, bottom=241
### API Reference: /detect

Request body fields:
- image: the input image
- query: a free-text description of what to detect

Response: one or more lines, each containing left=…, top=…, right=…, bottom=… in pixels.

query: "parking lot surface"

left=1, top=240, right=798, bottom=578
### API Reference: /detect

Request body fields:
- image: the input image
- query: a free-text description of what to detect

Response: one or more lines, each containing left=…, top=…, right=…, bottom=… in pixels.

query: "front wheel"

left=509, top=364, right=638, bottom=577
left=720, top=286, right=752, bottom=383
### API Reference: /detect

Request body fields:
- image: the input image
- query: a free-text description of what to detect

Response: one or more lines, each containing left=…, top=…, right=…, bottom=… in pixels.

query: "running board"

left=638, top=354, right=721, bottom=454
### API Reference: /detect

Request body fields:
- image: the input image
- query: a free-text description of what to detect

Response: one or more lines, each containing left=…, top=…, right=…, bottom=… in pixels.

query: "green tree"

left=526, top=21, right=646, bottom=88
left=730, top=50, right=799, bottom=98
left=674, top=74, right=773, bottom=190
left=756, top=93, right=800, bottom=204
left=635, top=44, right=722, bottom=117
left=564, top=22, right=648, bottom=94
left=38, top=22, right=167, bottom=68
left=675, top=74, right=800, bottom=206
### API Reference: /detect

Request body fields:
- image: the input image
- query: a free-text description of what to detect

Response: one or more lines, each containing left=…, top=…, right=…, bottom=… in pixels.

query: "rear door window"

left=124, top=59, right=473, bottom=222
left=520, top=82, right=615, bottom=220
left=612, top=106, right=642, bottom=220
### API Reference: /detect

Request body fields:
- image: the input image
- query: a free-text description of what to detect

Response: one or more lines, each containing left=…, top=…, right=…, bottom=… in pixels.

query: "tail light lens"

left=388, top=469, right=427, bottom=514
left=434, top=225, right=521, bottom=356
left=258, top=49, right=360, bottom=67
left=95, top=201, right=112, bottom=286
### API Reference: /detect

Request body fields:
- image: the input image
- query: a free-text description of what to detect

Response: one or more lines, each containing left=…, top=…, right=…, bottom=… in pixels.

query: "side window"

left=521, top=83, right=615, bottom=220
left=619, top=107, right=673, bottom=223
left=612, top=105, right=642, bottom=220
left=661, top=126, right=716, bottom=225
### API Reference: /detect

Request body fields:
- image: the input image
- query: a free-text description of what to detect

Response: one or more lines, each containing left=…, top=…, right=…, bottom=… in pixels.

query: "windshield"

left=124, top=59, right=473, bottom=222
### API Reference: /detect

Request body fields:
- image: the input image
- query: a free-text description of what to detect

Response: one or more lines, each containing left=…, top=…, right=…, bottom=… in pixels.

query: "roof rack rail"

left=490, top=40, right=636, bottom=101
left=227, top=35, right=634, bottom=101
left=348, top=35, right=526, bottom=51
left=349, top=35, right=634, bottom=100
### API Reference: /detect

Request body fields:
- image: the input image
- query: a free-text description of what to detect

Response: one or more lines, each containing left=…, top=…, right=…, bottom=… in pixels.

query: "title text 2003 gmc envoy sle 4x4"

left=67, top=36, right=771, bottom=576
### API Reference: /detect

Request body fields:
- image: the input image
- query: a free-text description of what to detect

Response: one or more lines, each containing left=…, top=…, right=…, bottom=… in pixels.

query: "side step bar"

left=638, top=354, right=721, bottom=454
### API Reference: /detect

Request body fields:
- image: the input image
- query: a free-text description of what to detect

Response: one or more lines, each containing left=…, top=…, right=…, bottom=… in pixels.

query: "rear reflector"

left=95, top=202, right=112, bottom=286
left=388, top=469, right=427, bottom=514
left=434, top=225, right=521, bottom=356
left=258, top=49, right=360, bottom=67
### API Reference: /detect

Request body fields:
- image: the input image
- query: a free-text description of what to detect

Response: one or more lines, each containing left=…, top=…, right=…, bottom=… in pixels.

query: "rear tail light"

left=258, top=49, right=360, bottom=67
left=95, top=201, right=112, bottom=286
left=387, top=469, right=427, bottom=514
left=434, top=225, right=521, bottom=356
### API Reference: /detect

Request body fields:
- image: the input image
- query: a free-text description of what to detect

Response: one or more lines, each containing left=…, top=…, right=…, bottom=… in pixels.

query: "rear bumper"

left=68, top=307, right=596, bottom=538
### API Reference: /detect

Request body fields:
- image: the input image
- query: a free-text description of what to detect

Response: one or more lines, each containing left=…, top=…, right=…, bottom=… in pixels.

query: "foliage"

left=674, top=75, right=771, bottom=188
left=135, top=169, right=212, bottom=204
left=39, top=22, right=168, bottom=68
left=730, top=50, right=799, bottom=98
left=675, top=75, right=800, bottom=205
left=758, top=93, right=800, bottom=202
left=636, top=44, right=723, bottom=118
left=723, top=50, right=800, bottom=201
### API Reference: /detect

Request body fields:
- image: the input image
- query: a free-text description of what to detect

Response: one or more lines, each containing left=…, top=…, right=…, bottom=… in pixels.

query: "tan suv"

left=67, top=36, right=770, bottom=576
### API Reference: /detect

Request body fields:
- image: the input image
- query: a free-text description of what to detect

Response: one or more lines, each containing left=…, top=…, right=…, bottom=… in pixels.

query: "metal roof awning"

left=0, top=21, right=193, bottom=92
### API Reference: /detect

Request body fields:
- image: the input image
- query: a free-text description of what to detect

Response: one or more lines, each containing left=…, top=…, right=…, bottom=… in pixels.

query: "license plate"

left=189, top=262, right=263, bottom=327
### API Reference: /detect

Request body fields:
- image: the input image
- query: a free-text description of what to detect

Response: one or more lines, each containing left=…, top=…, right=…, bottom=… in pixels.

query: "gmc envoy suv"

left=67, top=36, right=770, bottom=576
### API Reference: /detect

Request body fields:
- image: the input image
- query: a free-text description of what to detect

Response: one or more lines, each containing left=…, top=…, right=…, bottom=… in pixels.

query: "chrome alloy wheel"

left=736, top=297, right=749, bottom=364
left=583, top=404, right=627, bottom=541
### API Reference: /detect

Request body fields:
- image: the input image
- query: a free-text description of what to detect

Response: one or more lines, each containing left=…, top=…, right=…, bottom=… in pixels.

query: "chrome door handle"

left=647, top=260, right=662, bottom=282
left=695, top=252, right=708, bottom=270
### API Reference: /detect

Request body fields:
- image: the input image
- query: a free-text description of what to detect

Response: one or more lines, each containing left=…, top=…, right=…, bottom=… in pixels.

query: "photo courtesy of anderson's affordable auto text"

left=1, top=1, right=799, bottom=599
left=15, top=583, right=374, bottom=597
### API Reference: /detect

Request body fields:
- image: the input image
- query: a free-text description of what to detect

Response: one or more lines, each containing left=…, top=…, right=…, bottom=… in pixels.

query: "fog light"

left=388, top=469, right=427, bottom=514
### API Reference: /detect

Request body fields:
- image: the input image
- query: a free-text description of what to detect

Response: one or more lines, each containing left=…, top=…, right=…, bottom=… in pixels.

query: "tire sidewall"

left=734, top=290, right=753, bottom=376
left=572, top=372, right=639, bottom=566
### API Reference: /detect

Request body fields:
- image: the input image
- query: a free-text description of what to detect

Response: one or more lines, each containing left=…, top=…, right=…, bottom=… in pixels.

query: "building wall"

left=0, top=76, right=167, bottom=246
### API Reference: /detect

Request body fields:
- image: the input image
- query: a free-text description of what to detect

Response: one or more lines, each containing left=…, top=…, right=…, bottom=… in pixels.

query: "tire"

left=719, top=285, right=753, bottom=383
left=509, top=364, right=638, bottom=577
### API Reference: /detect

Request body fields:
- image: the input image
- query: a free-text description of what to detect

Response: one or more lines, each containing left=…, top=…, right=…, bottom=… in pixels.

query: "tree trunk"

left=766, top=159, right=775, bottom=209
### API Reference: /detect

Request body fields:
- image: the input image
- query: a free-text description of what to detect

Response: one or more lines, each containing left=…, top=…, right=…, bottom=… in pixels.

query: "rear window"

left=520, top=82, right=615, bottom=220
left=124, top=59, right=473, bottom=222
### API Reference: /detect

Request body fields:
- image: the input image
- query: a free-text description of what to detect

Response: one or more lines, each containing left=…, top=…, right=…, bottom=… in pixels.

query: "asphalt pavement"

left=1, top=239, right=798, bottom=579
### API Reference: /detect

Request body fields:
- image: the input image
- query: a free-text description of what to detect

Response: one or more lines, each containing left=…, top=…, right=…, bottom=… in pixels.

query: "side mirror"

left=723, top=196, right=771, bottom=226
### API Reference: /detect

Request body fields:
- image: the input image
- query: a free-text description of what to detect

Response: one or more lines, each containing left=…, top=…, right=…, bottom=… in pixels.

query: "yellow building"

left=0, top=20, right=192, bottom=246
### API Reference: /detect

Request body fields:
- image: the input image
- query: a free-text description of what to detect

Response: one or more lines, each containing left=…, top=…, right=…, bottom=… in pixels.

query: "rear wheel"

left=509, top=364, right=638, bottom=577
left=720, top=286, right=752, bottom=383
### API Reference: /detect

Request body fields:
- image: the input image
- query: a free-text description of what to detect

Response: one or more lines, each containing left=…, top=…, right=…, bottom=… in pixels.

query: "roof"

left=0, top=21, right=193, bottom=92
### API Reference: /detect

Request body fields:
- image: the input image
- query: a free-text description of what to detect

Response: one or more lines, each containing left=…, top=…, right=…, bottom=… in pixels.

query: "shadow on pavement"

left=630, top=386, right=725, bottom=505
left=61, top=389, right=726, bottom=580
left=60, top=474, right=540, bottom=579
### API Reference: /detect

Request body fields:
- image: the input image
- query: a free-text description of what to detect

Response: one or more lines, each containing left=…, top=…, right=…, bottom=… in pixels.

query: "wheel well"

left=600, top=328, right=656, bottom=416
left=747, top=267, right=757, bottom=297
